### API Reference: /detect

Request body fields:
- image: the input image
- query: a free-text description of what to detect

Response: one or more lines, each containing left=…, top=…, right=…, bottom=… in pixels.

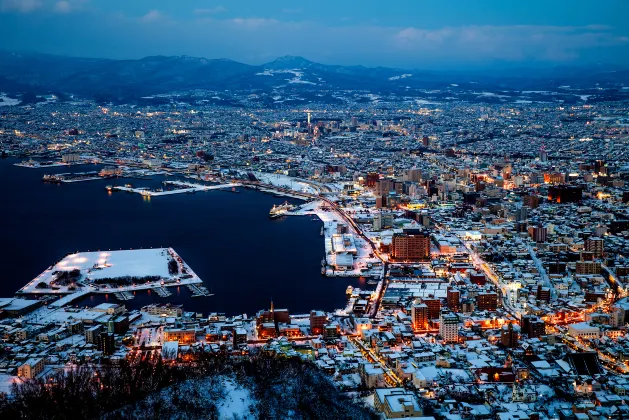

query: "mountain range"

left=0, top=51, right=627, bottom=104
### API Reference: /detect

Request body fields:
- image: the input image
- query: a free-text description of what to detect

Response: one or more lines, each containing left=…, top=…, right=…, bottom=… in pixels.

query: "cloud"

left=193, top=6, right=226, bottom=15
left=141, top=10, right=165, bottom=23
left=230, top=17, right=278, bottom=29
left=54, top=0, right=71, bottom=13
left=1, top=0, right=43, bottom=13
left=393, top=25, right=629, bottom=62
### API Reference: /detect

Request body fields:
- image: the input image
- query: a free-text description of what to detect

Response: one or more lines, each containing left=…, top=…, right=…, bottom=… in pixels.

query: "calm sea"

left=0, top=158, right=367, bottom=316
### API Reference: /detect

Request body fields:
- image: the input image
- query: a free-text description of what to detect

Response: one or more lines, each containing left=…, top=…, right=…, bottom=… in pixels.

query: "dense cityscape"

left=1, top=80, right=628, bottom=419
left=1, top=1, right=629, bottom=419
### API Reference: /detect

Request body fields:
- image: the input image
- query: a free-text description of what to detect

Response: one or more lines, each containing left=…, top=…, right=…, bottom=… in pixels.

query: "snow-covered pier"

left=113, top=181, right=241, bottom=196
left=18, top=248, right=205, bottom=305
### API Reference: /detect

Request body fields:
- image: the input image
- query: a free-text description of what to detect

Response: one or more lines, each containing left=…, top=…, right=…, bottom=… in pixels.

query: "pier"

left=113, top=181, right=241, bottom=196
left=152, top=287, right=172, bottom=297
left=187, top=284, right=213, bottom=297
left=114, top=291, right=135, bottom=301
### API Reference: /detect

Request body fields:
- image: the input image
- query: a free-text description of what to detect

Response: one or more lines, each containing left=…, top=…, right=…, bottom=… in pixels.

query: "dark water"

left=0, top=158, right=366, bottom=315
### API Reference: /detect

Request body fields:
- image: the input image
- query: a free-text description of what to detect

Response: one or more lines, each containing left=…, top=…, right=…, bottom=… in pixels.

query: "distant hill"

left=0, top=50, right=627, bottom=103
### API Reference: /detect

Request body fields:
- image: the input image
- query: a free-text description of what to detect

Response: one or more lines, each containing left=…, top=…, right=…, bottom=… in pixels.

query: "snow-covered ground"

left=0, top=94, right=21, bottom=107
left=217, top=377, right=256, bottom=419
left=388, top=73, right=413, bottom=81
left=0, top=373, right=22, bottom=394
left=18, top=248, right=203, bottom=298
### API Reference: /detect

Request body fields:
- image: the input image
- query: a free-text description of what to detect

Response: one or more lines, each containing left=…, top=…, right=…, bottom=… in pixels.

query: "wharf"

left=187, top=284, right=213, bottom=297
left=114, top=291, right=135, bottom=301
left=152, top=287, right=172, bottom=298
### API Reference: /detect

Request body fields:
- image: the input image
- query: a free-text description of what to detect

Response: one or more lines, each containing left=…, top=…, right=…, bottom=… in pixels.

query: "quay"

left=112, top=181, right=241, bottom=196
left=114, top=291, right=135, bottom=301
left=152, top=287, right=172, bottom=298
left=187, top=284, right=213, bottom=297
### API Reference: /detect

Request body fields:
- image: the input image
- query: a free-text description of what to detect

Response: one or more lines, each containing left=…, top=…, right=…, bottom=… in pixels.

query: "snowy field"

left=18, top=248, right=203, bottom=298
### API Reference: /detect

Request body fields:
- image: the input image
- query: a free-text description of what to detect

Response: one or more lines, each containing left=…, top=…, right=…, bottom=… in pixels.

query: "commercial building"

left=390, top=229, right=430, bottom=261
left=439, top=310, right=459, bottom=343
left=585, top=237, right=604, bottom=258
left=567, top=322, right=601, bottom=339
left=411, top=304, right=428, bottom=331
left=476, top=292, right=498, bottom=311
left=447, top=288, right=460, bottom=311
left=548, top=185, right=583, bottom=203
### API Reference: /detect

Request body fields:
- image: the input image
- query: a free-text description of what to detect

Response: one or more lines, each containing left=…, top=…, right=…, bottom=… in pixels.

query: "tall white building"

left=439, top=310, right=459, bottom=343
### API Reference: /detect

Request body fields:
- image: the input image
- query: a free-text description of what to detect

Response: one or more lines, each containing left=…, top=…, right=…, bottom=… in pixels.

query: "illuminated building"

left=500, top=323, right=519, bottom=348
left=164, top=328, right=196, bottom=345
left=390, top=230, right=430, bottom=261
left=447, top=288, right=460, bottom=311
left=310, top=310, right=327, bottom=335
left=476, top=292, right=498, bottom=311
left=411, top=304, right=428, bottom=331
left=422, top=297, right=441, bottom=320
left=548, top=185, right=583, bottom=203
left=439, top=310, right=459, bottom=343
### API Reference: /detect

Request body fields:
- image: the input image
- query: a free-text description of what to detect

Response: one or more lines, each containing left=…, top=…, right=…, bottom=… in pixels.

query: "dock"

left=113, top=181, right=241, bottom=197
left=152, top=287, right=172, bottom=297
left=187, top=284, right=213, bottom=297
left=114, top=291, right=135, bottom=301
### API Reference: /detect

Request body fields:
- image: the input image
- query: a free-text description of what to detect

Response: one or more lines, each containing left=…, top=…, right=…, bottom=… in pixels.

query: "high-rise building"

left=447, top=288, right=460, bottom=311
left=536, top=285, right=551, bottom=302
left=422, top=298, right=441, bottom=320
left=411, top=304, right=428, bottom=331
left=366, top=172, right=380, bottom=188
left=310, top=310, right=328, bottom=335
left=523, top=194, right=540, bottom=209
left=520, top=315, right=546, bottom=338
left=476, top=292, right=498, bottom=311
left=576, top=261, right=602, bottom=275
left=439, top=311, right=459, bottom=343
left=407, top=168, right=422, bottom=182
left=584, top=237, right=604, bottom=258
left=548, top=185, right=583, bottom=203
left=544, top=172, right=565, bottom=184
left=528, top=224, right=548, bottom=243
left=97, top=332, right=116, bottom=356
left=501, top=324, right=519, bottom=348
left=390, top=230, right=431, bottom=261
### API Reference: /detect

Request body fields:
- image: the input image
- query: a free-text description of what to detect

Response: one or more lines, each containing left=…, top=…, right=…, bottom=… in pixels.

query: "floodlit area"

left=292, top=200, right=383, bottom=278
left=18, top=248, right=202, bottom=297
